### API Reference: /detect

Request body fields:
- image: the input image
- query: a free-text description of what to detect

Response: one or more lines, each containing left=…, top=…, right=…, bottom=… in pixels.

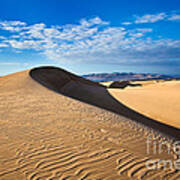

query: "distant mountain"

left=82, top=72, right=175, bottom=82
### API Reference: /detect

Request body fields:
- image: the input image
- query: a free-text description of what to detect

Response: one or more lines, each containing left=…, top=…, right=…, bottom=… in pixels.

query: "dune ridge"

left=30, top=66, right=180, bottom=139
left=0, top=66, right=179, bottom=179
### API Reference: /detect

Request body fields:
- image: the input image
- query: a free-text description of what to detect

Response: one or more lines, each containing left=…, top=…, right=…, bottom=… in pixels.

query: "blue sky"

left=0, top=0, right=180, bottom=75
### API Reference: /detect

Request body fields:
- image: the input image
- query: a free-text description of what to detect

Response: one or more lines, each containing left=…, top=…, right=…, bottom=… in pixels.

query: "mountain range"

left=82, top=72, right=177, bottom=82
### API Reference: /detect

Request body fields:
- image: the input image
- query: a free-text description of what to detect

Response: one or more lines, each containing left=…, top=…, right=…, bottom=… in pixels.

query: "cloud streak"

left=0, top=62, right=29, bottom=66
left=134, top=12, right=180, bottom=24
left=168, top=14, right=180, bottom=21
left=135, top=13, right=167, bottom=24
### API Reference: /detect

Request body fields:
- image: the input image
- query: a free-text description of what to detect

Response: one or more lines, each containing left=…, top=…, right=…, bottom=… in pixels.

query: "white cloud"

left=0, top=36, right=6, bottom=39
left=0, top=62, right=29, bottom=66
left=168, top=14, right=180, bottom=21
left=19, top=23, right=46, bottom=39
left=80, top=17, right=109, bottom=27
left=6, top=39, right=43, bottom=50
left=133, top=12, right=180, bottom=24
left=0, top=43, right=8, bottom=47
left=135, top=13, right=167, bottom=24
left=0, top=20, right=27, bottom=32
left=136, top=28, right=153, bottom=33
left=130, top=33, right=144, bottom=38
left=0, top=17, right=180, bottom=65
left=121, top=22, right=132, bottom=25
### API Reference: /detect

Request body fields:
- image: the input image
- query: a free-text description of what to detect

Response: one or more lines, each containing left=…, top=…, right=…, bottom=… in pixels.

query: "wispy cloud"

left=168, top=14, right=180, bottom=21
left=135, top=13, right=167, bottom=24
left=121, top=22, right=132, bottom=25
left=136, top=28, right=153, bottom=33
left=0, top=16, right=180, bottom=65
left=133, top=12, right=180, bottom=24
left=0, top=43, right=8, bottom=47
left=0, top=62, right=29, bottom=66
left=0, top=20, right=27, bottom=32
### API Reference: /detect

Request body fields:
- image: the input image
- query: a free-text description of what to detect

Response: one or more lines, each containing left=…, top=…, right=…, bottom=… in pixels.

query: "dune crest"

left=30, top=66, right=180, bottom=139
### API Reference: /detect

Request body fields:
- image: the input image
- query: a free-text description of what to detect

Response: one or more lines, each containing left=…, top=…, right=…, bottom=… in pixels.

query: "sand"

left=109, top=80, right=180, bottom=129
left=0, top=66, right=179, bottom=180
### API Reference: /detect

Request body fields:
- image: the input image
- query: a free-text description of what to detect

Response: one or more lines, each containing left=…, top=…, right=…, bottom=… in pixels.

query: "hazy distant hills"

left=82, top=72, right=176, bottom=82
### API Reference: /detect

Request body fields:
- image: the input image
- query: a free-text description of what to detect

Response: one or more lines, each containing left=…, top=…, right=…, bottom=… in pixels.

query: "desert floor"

left=0, top=67, right=179, bottom=180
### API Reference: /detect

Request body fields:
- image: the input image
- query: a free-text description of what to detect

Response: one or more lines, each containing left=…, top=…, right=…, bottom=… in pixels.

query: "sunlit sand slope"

left=109, top=80, right=180, bottom=128
left=0, top=67, right=179, bottom=180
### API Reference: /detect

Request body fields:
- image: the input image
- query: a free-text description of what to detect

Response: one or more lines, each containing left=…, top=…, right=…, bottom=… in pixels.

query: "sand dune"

left=30, top=67, right=180, bottom=139
left=109, top=80, right=180, bottom=128
left=0, top=66, right=179, bottom=180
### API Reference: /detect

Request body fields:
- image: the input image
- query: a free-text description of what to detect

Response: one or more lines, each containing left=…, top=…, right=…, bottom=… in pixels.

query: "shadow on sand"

left=30, top=66, right=180, bottom=140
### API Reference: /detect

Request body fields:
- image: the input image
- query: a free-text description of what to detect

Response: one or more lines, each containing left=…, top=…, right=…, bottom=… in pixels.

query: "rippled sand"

left=0, top=67, right=179, bottom=180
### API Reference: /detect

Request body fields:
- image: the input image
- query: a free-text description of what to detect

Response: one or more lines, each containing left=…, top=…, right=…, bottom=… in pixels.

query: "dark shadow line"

left=30, top=66, right=180, bottom=140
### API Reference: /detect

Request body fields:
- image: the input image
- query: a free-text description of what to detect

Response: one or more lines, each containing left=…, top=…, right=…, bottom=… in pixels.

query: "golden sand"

left=109, top=80, right=180, bottom=128
left=0, top=67, right=179, bottom=180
